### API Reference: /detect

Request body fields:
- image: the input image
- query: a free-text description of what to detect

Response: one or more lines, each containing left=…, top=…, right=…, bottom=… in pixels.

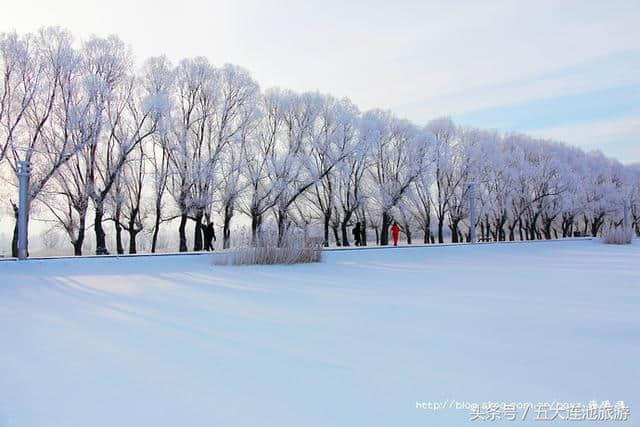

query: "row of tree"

left=1, top=28, right=638, bottom=256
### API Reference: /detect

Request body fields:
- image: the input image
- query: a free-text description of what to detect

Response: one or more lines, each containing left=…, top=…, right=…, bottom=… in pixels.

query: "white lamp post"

left=468, top=181, right=477, bottom=243
left=17, top=158, right=31, bottom=260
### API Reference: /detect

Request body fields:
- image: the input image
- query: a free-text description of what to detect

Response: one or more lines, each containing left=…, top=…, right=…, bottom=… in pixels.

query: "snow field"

left=0, top=239, right=638, bottom=426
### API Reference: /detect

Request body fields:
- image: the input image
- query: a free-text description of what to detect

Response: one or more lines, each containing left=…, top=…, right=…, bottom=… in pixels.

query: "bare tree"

left=426, top=117, right=457, bottom=243
left=271, top=91, right=355, bottom=246
left=5, top=28, right=81, bottom=257
left=165, top=60, right=258, bottom=251
left=39, top=34, right=122, bottom=255
left=88, top=36, right=164, bottom=254
left=307, top=96, right=359, bottom=246
left=119, top=142, right=147, bottom=253
left=0, top=32, right=39, bottom=164
left=239, top=89, right=283, bottom=245
left=364, top=110, right=431, bottom=245
left=143, top=56, right=174, bottom=253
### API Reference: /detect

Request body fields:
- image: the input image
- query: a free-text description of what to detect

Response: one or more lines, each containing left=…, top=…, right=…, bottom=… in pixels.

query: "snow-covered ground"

left=0, top=240, right=638, bottom=426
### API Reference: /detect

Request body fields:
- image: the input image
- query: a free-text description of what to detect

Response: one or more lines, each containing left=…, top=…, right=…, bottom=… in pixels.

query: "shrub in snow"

left=601, top=226, right=634, bottom=245
left=40, top=228, right=61, bottom=249
left=212, top=231, right=323, bottom=266
left=212, top=246, right=322, bottom=266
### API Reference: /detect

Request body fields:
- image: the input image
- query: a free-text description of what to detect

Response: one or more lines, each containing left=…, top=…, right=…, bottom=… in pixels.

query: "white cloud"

left=394, top=50, right=640, bottom=122
left=529, top=115, right=640, bottom=163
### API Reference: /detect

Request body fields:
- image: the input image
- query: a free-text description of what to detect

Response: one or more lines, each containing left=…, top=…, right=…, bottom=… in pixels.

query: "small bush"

left=601, top=227, right=634, bottom=245
left=213, top=245, right=322, bottom=266
left=212, top=231, right=323, bottom=266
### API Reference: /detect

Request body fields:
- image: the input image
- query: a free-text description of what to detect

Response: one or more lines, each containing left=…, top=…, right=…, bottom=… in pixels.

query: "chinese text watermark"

left=415, top=400, right=631, bottom=422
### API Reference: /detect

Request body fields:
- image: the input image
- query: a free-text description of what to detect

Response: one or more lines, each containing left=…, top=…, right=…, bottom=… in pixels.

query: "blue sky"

left=444, top=50, right=640, bottom=161
left=2, top=0, right=639, bottom=162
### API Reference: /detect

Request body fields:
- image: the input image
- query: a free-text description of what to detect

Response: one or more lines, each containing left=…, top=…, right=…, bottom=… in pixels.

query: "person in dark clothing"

left=203, top=222, right=216, bottom=251
left=352, top=222, right=362, bottom=246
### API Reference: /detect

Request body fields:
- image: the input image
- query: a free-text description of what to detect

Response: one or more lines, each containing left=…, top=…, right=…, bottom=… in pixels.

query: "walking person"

left=352, top=222, right=362, bottom=246
left=203, top=222, right=216, bottom=251
left=391, top=221, right=401, bottom=247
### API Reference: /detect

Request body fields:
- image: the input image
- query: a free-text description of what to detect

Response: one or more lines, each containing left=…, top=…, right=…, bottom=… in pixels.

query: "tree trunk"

left=128, top=215, right=138, bottom=254
left=543, top=218, right=552, bottom=240
left=178, top=212, right=188, bottom=252
left=115, top=225, right=123, bottom=254
left=561, top=216, right=574, bottom=238
left=404, top=223, right=412, bottom=244
left=583, top=216, right=589, bottom=235
left=361, top=215, right=368, bottom=246
left=323, top=213, right=330, bottom=247
left=422, top=214, right=431, bottom=243
left=94, top=202, right=109, bottom=255
left=193, top=210, right=203, bottom=251
left=115, top=207, right=124, bottom=255
left=530, top=213, right=540, bottom=240
left=341, top=210, right=352, bottom=247
left=494, top=215, right=506, bottom=241
left=423, top=220, right=431, bottom=244
left=341, top=220, right=350, bottom=247
left=437, top=215, right=445, bottom=243
left=277, top=210, right=286, bottom=247
left=450, top=220, right=460, bottom=243
left=484, top=217, right=491, bottom=241
left=151, top=204, right=161, bottom=253
left=73, top=215, right=86, bottom=256
left=250, top=212, right=261, bottom=246
left=380, top=211, right=392, bottom=246
left=591, top=215, right=604, bottom=237
left=129, top=230, right=138, bottom=254
left=332, top=225, right=341, bottom=247
left=223, top=207, right=232, bottom=250
left=508, top=221, right=516, bottom=242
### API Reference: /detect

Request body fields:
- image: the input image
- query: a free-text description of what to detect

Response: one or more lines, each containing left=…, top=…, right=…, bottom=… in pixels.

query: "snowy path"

left=0, top=240, right=638, bottom=426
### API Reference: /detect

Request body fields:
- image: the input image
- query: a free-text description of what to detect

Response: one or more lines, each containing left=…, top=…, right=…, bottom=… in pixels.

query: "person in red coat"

left=391, top=222, right=401, bottom=246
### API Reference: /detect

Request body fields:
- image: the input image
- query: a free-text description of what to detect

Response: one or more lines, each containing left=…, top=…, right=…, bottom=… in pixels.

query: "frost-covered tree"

left=143, top=56, right=174, bottom=253
left=475, top=130, right=512, bottom=241
left=239, top=89, right=283, bottom=245
left=165, top=60, right=258, bottom=251
left=3, top=28, right=82, bottom=257
left=426, top=116, right=457, bottom=243
left=1, top=27, right=637, bottom=256
left=87, top=36, right=165, bottom=255
left=404, top=171, right=434, bottom=244
left=118, top=142, right=147, bottom=254
left=0, top=32, right=39, bottom=165
left=215, top=66, right=260, bottom=249
left=270, top=91, right=354, bottom=246
left=307, top=96, right=360, bottom=246
left=334, top=105, right=366, bottom=246
left=364, top=110, right=432, bottom=245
